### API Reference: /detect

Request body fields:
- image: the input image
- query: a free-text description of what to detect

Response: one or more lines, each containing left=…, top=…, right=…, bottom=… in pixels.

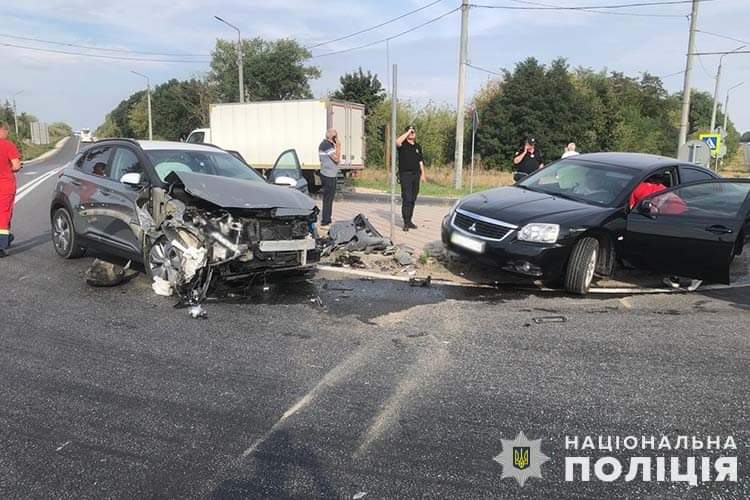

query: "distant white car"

left=80, top=128, right=94, bottom=142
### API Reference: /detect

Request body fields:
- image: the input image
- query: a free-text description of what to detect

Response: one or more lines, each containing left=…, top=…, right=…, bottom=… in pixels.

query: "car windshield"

left=146, top=149, right=265, bottom=183
left=518, top=160, right=637, bottom=206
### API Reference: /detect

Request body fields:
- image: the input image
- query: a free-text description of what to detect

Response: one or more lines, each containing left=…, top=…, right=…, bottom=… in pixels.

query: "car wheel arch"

left=574, top=229, right=616, bottom=276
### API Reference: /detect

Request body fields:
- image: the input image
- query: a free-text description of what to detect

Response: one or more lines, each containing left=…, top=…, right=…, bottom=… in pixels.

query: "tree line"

left=1, top=101, right=73, bottom=155
left=96, top=38, right=746, bottom=170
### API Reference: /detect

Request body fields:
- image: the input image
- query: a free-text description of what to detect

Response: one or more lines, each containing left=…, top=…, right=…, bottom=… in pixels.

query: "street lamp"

left=710, top=44, right=745, bottom=132
left=723, top=82, right=744, bottom=133
left=131, top=71, right=153, bottom=140
left=215, top=15, right=244, bottom=104
left=12, top=90, right=23, bottom=137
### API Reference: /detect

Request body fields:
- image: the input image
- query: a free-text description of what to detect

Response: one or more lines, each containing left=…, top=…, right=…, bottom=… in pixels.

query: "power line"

left=690, top=49, right=750, bottom=55
left=0, top=32, right=209, bottom=57
left=658, top=69, right=686, bottom=78
left=471, top=0, right=715, bottom=11
left=0, top=42, right=211, bottom=63
left=505, top=0, right=686, bottom=17
left=306, top=0, right=444, bottom=49
left=310, top=6, right=461, bottom=58
left=466, top=62, right=503, bottom=76
left=696, top=53, right=715, bottom=79
left=696, top=29, right=750, bottom=46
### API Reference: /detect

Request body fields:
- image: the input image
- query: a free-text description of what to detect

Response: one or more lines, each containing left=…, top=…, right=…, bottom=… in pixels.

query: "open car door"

left=267, top=149, right=308, bottom=193
left=625, top=180, right=750, bottom=284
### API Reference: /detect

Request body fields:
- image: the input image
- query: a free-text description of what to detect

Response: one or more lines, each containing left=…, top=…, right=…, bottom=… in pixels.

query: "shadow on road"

left=8, top=233, right=51, bottom=255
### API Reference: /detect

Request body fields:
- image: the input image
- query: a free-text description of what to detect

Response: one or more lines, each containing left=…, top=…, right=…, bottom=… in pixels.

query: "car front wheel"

left=51, top=207, right=85, bottom=258
left=564, top=236, right=599, bottom=295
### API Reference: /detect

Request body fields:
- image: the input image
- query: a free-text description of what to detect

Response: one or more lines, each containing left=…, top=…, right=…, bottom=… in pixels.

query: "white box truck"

left=186, top=99, right=365, bottom=187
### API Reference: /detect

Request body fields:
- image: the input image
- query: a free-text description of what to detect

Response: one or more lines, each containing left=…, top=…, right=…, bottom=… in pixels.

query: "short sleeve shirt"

left=397, top=141, right=423, bottom=174
left=514, top=147, right=543, bottom=174
left=0, top=139, right=20, bottom=192
left=318, top=139, right=338, bottom=178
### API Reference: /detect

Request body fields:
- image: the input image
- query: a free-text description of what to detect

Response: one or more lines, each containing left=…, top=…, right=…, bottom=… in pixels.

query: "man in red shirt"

left=0, top=122, right=22, bottom=257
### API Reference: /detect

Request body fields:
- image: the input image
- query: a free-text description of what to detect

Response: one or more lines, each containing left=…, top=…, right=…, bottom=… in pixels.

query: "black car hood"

left=168, top=171, right=315, bottom=211
left=458, top=186, right=607, bottom=226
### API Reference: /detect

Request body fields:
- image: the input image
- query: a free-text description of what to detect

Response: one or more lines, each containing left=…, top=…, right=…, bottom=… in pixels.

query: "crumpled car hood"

left=168, top=171, right=316, bottom=211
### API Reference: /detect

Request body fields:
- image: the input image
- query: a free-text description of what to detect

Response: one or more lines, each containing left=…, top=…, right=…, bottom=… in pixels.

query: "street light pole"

left=453, top=0, right=470, bottom=189
left=723, top=82, right=744, bottom=132
left=131, top=71, right=153, bottom=140
left=12, top=90, right=23, bottom=137
left=215, top=16, right=244, bottom=104
left=678, top=0, right=700, bottom=148
left=710, top=45, right=745, bottom=132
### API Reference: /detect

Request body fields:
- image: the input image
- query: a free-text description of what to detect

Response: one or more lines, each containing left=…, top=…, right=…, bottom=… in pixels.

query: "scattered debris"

left=532, top=315, right=568, bottom=324
left=152, top=277, right=174, bottom=296
left=353, top=493, right=367, bottom=500
left=189, top=304, right=208, bottom=319
left=85, top=259, right=130, bottom=287
left=327, top=214, right=390, bottom=253
left=55, top=441, right=71, bottom=452
left=332, top=250, right=367, bottom=268
left=409, top=276, right=432, bottom=288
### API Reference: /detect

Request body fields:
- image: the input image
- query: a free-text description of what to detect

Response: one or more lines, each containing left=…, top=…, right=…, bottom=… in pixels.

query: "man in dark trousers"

left=396, top=126, right=426, bottom=231
left=318, top=128, right=341, bottom=226
left=0, top=122, right=22, bottom=258
left=512, top=136, right=544, bottom=182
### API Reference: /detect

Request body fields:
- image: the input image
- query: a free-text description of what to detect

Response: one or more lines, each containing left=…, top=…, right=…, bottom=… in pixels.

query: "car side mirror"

left=120, top=172, right=143, bottom=187
left=273, top=176, right=297, bottom=187
left=637, top=199, right=659, bottom=218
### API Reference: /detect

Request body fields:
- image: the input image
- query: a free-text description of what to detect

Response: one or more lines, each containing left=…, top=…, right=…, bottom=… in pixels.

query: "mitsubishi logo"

left=468, top=222, right=477, bottom=232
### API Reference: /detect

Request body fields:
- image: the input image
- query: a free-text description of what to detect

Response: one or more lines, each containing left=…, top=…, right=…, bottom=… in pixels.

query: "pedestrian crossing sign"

left=699, top=133, right=721, bottom=154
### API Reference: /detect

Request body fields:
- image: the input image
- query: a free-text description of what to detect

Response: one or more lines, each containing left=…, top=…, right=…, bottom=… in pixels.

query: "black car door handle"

left=705, top=225, right=733, bottom=234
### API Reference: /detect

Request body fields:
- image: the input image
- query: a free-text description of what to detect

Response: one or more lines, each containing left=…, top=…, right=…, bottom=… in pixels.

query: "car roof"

left=568, top=152, right=693, bottom=170
left=136, top=140, right=223, bottom=153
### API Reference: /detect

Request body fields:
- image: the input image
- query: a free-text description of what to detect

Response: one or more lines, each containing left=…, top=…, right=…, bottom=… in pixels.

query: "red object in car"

left=629, top=182, right=667, bottom=209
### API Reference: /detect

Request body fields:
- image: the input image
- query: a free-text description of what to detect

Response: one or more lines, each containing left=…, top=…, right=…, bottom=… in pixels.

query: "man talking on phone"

left=318, top=128, right=342, bottom=226
left=396, top=126, right=426, bottom=232
left=512, top=136, right=544, bottom=182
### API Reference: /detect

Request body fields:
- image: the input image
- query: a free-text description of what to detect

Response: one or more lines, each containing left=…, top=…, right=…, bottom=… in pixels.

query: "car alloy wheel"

left=584, top=248, right=598, bottom=289
left=147, top=238, right=181, bottom=283
left=52, top=211, right=72, bottom=255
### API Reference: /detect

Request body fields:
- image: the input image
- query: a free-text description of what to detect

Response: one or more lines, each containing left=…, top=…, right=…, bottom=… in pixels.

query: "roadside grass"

left=21, top=143, right=54, bottom=161
left=353, top=165, right=514, bottom=198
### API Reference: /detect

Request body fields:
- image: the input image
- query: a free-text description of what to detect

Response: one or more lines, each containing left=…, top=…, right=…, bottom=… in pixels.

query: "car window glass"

left=680, top=167, right=714, bottom=184
left=650, top=182, right=750, bottom=218
left=78, top=146, right=112, bottom=178
left=270, top=150, right=302, bottom=180
left=643, top=168, right=675, bottom=188
left=519, top=160, right=636, bottom=206
left=110, top=148, right=142, bottom=182
left=146, top=150, right=265, bottom=183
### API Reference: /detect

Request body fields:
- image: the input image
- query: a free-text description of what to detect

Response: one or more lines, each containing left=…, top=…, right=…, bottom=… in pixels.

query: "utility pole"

left=723, top=82, right=744, bottom=132
left=390, top=64, right=398, bottom=241
left=215, top=16, right=244, bottom=103
left=710, top=45, right=745, bottom=132
left=12, top=90, right=23, bottom=137
left=131, top=71, right=153, bottom=140
left=453, top=0, right=470, bottom=189
left=678, top=0, right=700, bottom=148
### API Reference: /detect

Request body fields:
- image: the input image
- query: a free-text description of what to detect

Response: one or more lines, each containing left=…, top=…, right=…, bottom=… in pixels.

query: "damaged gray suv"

left=50, top=139, right=319, bottom=302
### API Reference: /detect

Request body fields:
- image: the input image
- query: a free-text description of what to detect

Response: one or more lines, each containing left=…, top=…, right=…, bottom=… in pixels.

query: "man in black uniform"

left=512, top=136, right=544, bottom=182
left=396, top=126, right=426, bottom=231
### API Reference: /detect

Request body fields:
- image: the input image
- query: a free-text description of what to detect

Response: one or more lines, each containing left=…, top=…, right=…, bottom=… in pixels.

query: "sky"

left=1, top=0, right=749, bottom=135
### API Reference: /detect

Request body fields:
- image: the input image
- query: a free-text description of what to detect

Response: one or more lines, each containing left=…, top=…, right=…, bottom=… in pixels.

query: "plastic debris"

left=353, top=493, right=367, bottom=500
left=189, top=304, right=208, bottom=319
left=85, top=259, right=126, bottom=287
left=409, top=276, right=432, bottom=288
left=327, top=214, right=391, bottom=252
left=532, top=316, right=567, bottom=324
left=152, top=277, right=174, bottom=296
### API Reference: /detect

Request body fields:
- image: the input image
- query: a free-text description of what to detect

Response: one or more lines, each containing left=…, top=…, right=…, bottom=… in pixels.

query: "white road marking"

left=15, top=167, right=65, bottom=203
left=55, top=441, right=71, bottom=452
left=23, top=171, right=38, bottom=176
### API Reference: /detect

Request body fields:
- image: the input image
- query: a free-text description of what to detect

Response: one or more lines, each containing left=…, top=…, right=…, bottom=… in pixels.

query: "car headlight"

left=517, top=223, right=560, bottom=243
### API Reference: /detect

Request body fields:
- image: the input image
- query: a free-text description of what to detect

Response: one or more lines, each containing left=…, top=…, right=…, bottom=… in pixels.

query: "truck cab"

left=186, top=128, right=211, bottom=144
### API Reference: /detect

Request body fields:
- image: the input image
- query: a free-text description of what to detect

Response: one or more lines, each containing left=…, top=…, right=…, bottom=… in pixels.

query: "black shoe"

left=403, top=225, right=409, bottom=232
left=320, top=221, right=331, bottom=227
left=406, top=222, right=418, bottom=230
left=0, top=249, right=7, bottom=258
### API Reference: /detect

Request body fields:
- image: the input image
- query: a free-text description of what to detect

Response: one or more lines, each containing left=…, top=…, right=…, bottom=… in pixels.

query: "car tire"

left=564, top=236, right=599, bottom=295
left=143, top=235, right=179, bottom=282
left=51, top=207, right=85, bottom=259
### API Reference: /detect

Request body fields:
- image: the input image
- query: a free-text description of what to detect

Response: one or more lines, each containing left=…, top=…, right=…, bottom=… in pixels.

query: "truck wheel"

left=51, top=207, right=85, bottom=258
left=564, top=237, right=599, bottom=295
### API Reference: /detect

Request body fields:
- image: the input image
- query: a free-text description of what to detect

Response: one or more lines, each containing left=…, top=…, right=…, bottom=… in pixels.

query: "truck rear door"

left=330, top=102, right=365, bottom=170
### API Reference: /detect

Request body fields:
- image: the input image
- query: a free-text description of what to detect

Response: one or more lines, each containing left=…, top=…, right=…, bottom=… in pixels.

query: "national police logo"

left=493, top=432, right=549, bottom=486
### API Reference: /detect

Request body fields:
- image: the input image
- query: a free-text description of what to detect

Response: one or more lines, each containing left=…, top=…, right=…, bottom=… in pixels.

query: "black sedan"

left=442, top=153, right=750, bottom=294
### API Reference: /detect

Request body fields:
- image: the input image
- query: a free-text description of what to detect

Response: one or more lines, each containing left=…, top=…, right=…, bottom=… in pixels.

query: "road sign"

left=678, top=140, right=711, bottom=166
left=699, top=133, right=721, bottom=157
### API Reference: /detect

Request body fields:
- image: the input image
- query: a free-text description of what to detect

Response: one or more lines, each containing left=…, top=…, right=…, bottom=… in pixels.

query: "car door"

left=624, top=180, right=750, bottom=284
left=267, top=149, right=307, bottom=192
left=73, top=144, right=113, bottom=240
left=95, top=146, right=146, bottom=255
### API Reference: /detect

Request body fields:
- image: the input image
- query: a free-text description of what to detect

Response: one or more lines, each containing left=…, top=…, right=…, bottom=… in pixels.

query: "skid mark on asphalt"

left=240, top=343, right=382, bottom=459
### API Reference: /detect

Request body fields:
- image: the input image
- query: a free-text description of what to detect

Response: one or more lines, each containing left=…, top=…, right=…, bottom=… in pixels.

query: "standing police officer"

left=396, top=126, right=426, bottom=232
left=0, top=122, right=22, bottom=258
left=512, top=136, right=544, bottom=182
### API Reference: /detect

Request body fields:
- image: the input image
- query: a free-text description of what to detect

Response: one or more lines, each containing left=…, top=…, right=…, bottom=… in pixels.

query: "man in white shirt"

left=561, top=143, right=580, bottom=159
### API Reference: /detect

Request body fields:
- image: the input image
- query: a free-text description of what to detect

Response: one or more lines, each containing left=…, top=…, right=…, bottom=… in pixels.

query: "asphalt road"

left=2, top=139, right=749, bottom=498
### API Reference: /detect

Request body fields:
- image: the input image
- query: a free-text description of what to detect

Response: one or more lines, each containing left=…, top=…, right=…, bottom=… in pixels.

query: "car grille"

left=453, top=211, right=513, bottom=240
left=258, top=220, right=309, bottom=240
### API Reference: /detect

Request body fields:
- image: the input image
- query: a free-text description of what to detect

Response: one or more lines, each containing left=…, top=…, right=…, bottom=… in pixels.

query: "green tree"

left=331, top=68, right=385, bottom=114
left=48, top=122, right=73, bottom=139
left=210, top=38, right=320, bottom=102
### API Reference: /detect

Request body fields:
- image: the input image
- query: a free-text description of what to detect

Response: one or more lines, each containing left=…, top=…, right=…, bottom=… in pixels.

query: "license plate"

left=451, top=232, right=485, bottom=253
